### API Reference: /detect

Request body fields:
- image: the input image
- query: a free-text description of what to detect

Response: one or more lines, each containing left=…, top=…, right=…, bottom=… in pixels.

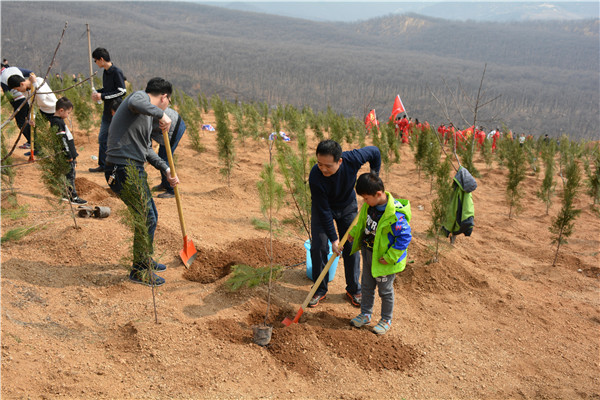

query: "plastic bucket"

left=304, top=240, right=339, bottom=282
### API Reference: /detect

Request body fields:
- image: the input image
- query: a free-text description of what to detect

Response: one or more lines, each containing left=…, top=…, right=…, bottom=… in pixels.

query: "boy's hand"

left=92, top=92, right=102, bottom=102
left=28, top=73, right=36, bottom=84
left=348, top=234, right=354, bottom=243
left=378, top=257, right=388, bottom=265
left=166, top=169, right=179, bottom=187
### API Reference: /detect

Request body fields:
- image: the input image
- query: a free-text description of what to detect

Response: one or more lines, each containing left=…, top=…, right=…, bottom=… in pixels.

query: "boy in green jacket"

left=348, top=172, right=412, bottom=335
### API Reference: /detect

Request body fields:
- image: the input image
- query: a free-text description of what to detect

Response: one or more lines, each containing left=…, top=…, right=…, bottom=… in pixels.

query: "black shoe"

left=151, top=184, right=167, bottom=192
left=70, top=197, right=88, bottom=205
left=346, top=291, right=362, bottom=307
left=157, top=191, right=175, bottom=199
left=308, top=293, right=326, bottom=308
left=88, top=166, right=104, bottom=173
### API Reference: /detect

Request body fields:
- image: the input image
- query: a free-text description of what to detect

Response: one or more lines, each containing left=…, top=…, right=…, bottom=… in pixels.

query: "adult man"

left=308, top=139, right=381, bottom=308
left=89, top=47, right=126, bottom=172
left=1, top=66, right=33, bottom=149
left=104, top=77, right=178, bottom=286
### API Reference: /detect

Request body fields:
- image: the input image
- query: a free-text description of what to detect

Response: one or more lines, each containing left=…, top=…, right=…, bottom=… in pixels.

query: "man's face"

left=158, top=93, right=171, bottom=111
left=316, top=154, right=342, bottom=177
left=15, top=81, right=28, bottom=93
left=94, top=58, right=107, bottom=69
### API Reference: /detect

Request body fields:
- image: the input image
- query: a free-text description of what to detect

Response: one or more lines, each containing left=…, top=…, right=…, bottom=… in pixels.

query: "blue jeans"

left=360, top=245, right=395, bottom=321
left=97, top=113, right=112, bottom=168
left=105, top=164, right=158, bottom=264
left=310, top=201, right=361, bottom=296
left=157, top=119, right=186, bottom=193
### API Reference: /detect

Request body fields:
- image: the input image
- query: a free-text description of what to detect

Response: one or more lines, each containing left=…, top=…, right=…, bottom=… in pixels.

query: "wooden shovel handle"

left=161, top=128, right=187, bottom=238
left=300, top=212, right=360, bottom=310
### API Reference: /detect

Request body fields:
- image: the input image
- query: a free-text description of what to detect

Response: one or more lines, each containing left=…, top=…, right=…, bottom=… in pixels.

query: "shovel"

left=282, top=213, right=359, bottom=327
left=161, top=128, right=197, bottom=268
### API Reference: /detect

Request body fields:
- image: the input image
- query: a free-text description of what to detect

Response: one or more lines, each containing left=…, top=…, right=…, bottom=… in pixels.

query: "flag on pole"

left=365, top=109, right=379, bottom=132
left=389, top=94, right=406, bottom=121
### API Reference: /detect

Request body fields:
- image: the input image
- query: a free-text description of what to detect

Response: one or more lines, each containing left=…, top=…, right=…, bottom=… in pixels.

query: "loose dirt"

left=1, top=112, right=599, bottom=399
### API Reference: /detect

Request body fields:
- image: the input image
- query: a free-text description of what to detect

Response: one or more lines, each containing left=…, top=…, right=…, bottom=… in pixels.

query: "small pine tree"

left=481, top=135, right=494, bottom=170
left=457, top=134, right=480, bottom=178
left=550, top=158, right=581, bottom=266
left=505, top=138, right=527, bottom=218
left=422, top=127, right=442, bottom=193
left=213, top=95, right=235, bottom=186
left=427, top=156, right=453, bottom=262
left=583, top=144, right=600, bottom=206
left=536, top=140, right=557, bottom=215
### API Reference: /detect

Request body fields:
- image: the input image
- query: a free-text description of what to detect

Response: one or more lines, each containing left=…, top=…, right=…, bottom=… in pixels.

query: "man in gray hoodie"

left=105, top=77, right=179, bottom=287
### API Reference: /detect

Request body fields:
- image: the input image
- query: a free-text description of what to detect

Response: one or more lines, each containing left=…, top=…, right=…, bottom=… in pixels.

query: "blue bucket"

left=304, top=240, right=339, bottom=282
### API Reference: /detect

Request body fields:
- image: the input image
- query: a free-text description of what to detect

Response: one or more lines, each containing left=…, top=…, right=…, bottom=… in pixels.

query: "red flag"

left=365, top=109, right=379, bottom=132
left=389, top=94, right=406, bottom=121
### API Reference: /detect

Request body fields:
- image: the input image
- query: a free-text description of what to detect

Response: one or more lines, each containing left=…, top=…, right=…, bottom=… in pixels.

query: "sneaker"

left=23, top=150, right=40, bottom=156
left=129, top=269, right=165, bottom=287
left=88, top=166, right=104, bottom=173
left=18, top=143, right=31, bottom=149
left=70, top=197, right=88, bottom=205
left=308, top=293, right=326, bottom=308
left=346, top=291, right=362, bottom=307
left=157, top=191, right=175, bottom=199
left=372, top=319, right=391, bottom=335
left=151, top=184, right=167, bottom=192
left=350, top=313, right=372, bottom=328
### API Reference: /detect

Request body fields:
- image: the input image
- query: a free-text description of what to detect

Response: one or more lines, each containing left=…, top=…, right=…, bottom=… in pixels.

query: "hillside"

left=1, top=103, right=599, bottom=398
left=1, top=2, right=599, bottom=140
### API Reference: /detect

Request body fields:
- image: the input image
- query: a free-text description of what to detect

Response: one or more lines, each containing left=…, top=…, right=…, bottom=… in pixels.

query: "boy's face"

left=316, top=154, right=342, bottom=177
left=56, top=107, right=73, bottom=119
left=94, top=58, right=108, bottom=69
left=360, top=191, right=386, bottom=207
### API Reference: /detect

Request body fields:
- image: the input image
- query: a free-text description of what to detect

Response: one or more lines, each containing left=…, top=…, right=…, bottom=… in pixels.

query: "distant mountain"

left=200, top=2, right=600, bottom=22
left=1, top=2, right=598, bottom=139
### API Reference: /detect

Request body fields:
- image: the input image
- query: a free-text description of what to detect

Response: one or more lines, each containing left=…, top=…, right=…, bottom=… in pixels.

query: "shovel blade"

left=282, top=308, right=304, bottom=327
left=180, top=235, right=197, bottom=268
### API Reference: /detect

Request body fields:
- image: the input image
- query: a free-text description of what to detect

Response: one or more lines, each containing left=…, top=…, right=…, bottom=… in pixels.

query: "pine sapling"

left=505, top=138, right=527, bottom=218
left=536, top=140, right=557, bottom=215
left=427, top=156, right=453, bottom=262
left=213, top=95, right=235, bottom=186
left=550, top=158, right=581, bottom=266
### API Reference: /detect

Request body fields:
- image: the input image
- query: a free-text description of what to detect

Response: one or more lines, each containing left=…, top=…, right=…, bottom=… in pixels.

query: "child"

left=348, top=171, right=412, bottom=335
left=49, top=97, right=87, bottom=205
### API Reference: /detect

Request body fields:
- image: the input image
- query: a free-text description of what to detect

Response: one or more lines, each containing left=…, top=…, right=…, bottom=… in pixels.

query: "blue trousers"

left=310, top=201, right=361, bottom=297
left=105, top=164, right=158, bottom=264
left=97, top=113, right=112, bottom=168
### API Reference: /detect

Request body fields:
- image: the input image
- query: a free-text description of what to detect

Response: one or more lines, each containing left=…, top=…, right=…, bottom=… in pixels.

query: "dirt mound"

left=75, top=176, right=116, bottom=202
left=183, top=237, right=306, bottom=284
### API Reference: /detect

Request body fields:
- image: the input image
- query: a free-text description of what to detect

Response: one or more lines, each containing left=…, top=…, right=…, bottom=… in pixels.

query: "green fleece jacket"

left=350, top=192, right=412, bottom=277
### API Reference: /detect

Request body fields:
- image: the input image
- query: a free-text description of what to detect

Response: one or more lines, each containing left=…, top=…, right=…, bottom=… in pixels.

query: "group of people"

left=3, top=50, right=415, bottom=335
left=1, top=48, right=187, bottom=286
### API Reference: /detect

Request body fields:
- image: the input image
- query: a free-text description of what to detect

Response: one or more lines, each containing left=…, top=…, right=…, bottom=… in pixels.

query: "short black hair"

left=316, top=139, right=342, bottom=162
left=7, top=75, right=25, bottom=89
left=145, top=77, right=172, bottom=96
left=55, top=97, right=73, bottom=111
left=91, top=47, right=111, bottom=62
left=110, top=97, right=123, bottom=113
left=355, top=171, right=384, bottom=196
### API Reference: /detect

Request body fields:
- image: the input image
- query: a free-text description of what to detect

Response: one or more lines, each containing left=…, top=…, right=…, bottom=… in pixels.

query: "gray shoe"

left=157, top=192, right=175, bottom=199
left=308, top=293, right=326, bottom=308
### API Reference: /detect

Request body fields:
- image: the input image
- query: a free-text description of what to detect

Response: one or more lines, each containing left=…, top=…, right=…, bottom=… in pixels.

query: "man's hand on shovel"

left=166, top=169, right=179, bottom=187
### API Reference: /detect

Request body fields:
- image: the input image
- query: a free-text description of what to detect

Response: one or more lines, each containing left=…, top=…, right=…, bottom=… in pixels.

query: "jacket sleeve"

left=382, top=213, right=412, bottom=265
